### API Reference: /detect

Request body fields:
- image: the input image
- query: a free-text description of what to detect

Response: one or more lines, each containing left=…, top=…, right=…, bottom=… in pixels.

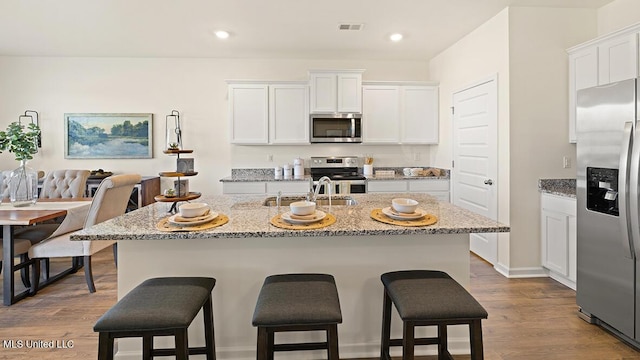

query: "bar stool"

left=93, top=277, right=216, bottom=360
left=380, top=270, right=488, bottom=360
left=252, top=273, right=342, bottom=360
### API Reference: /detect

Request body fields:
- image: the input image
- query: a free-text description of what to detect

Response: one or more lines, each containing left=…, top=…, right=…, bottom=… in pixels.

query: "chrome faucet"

left=311, top=176, right=333, bottom=207
left=276, top=191, right=282, bottom=211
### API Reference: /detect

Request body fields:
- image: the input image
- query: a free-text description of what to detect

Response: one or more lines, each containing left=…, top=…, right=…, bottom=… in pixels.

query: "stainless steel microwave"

left=310, top=114, right=362, bottom=143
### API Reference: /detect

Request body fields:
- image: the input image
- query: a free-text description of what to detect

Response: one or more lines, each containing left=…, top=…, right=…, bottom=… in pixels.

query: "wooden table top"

left=0, top=198, right=91, bottom=226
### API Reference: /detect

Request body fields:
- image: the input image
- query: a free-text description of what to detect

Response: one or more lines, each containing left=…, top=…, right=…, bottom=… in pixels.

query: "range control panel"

left=310, top=156, right=359, bottom=168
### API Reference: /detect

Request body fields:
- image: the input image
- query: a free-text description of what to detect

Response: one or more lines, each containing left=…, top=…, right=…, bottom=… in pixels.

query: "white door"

left=452, top=78, right=498, bottom=264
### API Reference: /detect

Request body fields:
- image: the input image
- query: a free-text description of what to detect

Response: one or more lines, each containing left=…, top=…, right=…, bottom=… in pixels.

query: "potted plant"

left=0, top=122, right=41, bottom=206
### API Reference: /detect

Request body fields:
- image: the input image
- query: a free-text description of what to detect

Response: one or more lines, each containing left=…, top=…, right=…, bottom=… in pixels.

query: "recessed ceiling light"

left=390, top=33, right=403, bottom=42
left=215, top=30, right=230, bottom=39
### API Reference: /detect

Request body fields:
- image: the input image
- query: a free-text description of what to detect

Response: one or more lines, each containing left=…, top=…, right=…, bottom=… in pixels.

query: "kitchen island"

left=73, top=193, right=508, bottom=360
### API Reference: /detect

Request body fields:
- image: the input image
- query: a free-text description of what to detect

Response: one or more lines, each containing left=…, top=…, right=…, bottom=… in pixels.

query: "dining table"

left=1, top=198, right=91, bottom=305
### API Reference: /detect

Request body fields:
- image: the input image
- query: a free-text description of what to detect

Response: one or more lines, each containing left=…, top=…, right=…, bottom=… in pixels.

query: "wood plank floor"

left=1, top=250, right=639, bottom=359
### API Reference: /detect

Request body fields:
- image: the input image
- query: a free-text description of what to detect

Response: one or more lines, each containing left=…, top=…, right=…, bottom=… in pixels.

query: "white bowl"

left=289, top=201, right=316, bottom=216
left=178, top=202, right=209, bottom=218
left=392, top=198, right=419, bottom=213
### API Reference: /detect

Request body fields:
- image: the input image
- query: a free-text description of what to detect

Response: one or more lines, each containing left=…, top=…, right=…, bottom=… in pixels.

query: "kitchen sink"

left=262, top=196, right=357, bottom=207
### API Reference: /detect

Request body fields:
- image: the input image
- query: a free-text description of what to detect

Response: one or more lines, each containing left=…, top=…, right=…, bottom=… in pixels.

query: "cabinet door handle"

left=484, top=179, right=493, bottom=185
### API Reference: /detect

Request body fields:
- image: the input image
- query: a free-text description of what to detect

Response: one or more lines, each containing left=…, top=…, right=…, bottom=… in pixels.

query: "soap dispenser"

left=293, top=158, right=304, bottom=179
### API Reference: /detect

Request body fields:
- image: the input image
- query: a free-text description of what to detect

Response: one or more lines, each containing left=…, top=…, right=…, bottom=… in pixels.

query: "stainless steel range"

left=310, top=156, right=366, bottom=194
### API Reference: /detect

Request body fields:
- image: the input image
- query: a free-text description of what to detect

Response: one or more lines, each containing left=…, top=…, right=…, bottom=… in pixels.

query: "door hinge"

left=451, top=106, right=454, bottom=115
left=451, top=160, right=455, bottom=168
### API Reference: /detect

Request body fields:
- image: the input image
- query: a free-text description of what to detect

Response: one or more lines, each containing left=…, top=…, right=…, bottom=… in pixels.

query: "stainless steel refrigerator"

left=576, top=78, right=640, bottom=347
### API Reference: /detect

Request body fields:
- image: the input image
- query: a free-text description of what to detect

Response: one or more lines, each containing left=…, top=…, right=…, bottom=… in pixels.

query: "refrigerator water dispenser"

left=586, top=167, right=619, bottom=216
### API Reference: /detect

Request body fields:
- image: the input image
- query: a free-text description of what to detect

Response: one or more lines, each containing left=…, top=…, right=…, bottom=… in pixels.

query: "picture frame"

left=64, top=113, right=153, bottom=159
left=176, top=158, right=194, bottom=174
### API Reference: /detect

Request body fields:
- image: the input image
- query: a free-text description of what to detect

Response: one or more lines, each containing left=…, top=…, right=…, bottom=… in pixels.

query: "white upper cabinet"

left=228, top=83, right=269, bottom=144
left=269, top=84, right=309, bottom=144
left=228, top=81, right=309, bottom=145
left=401, top=86, right=439, bottom=144
left=568, top=47, right=598, bottom=143
left=309, top=70, right=364, bottom=114
left=597, top=33, right=638, bottom=85
left=362, top=82, right=439, bottom=144
left=362, top=85, right=400, bottom=143
left=568, top=24, right=640, bottom=143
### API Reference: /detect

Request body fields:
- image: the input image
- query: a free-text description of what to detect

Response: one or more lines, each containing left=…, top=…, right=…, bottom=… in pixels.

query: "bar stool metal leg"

left=175, top=328, right=189, bottom=360
left=327, top=324, right=339, bottom=360
left=402, top=321, right=415, bottom=360
left=142, top=335, right=152, bottom=360
left=203, top=294, right=216, bottom=360
left=470, top=319, right=484, bottom=360
left=380, top=289, right=392, bottom=360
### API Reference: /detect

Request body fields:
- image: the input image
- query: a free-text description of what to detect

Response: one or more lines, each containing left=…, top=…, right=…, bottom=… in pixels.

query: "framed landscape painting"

left=64, top=113, right=153, bottom=159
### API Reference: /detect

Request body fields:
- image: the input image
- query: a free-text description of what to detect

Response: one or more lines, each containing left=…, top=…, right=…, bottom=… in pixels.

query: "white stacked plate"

left=381, top=207, right=426, bottom=221
left=168, top=212, right=218, bottom=226
left=281, top=210, right=326, bottom=224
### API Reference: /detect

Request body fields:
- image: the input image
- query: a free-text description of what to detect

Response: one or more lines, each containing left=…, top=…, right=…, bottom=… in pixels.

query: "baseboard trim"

left=494, top=263, right=548, bottom=278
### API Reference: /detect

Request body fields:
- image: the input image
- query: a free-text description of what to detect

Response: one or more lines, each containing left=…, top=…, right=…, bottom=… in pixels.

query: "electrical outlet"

left=563, top=156, right=571, bottom=169
left=268, top=154, right=273, bottom=162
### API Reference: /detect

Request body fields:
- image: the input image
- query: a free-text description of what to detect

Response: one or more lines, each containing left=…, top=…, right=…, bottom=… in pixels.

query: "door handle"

left=484, top=179, right=493, bottom=185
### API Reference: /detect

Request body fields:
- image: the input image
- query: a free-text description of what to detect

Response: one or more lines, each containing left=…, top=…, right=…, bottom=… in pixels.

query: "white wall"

left=508, top=7, right=596, bottom=271
left=429, top=6, right=596, bottom=274
left=429, top=8, right=512, bottom=268
left=597, top=0, right=640, bottom=35
left=0, top=57, right=428, bottom=195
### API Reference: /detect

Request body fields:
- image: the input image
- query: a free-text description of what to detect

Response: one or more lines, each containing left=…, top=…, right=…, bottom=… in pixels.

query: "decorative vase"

left=9, top=160, right=38, bottom=207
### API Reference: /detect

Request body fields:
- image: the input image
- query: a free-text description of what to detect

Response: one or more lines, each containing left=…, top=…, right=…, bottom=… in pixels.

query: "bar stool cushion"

left=381, top=270, right=487, bottom=321
left=252, top=273, right=342, bottom=326
left=94, top=277, right=216, bottom=332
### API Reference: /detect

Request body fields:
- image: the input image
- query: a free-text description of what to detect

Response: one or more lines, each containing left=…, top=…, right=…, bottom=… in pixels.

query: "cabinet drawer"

left=408, top=179, right=449, bottom=192
left=541, top=193, right=576, bottom=215
left=222, top=182, right=266, bottom=194
left=266, top=181, right=311, bottom=195
left=367, top=180, right=408, bottom=193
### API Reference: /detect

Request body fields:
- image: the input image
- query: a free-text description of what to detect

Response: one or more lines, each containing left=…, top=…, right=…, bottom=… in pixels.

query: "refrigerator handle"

left=624, top=121, right=639, bottom=259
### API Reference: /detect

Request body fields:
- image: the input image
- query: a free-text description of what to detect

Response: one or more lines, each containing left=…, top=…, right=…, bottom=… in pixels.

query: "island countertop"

left=98, top=192, right=508, bottom=359
left=71, top=193, right=509, bottom=241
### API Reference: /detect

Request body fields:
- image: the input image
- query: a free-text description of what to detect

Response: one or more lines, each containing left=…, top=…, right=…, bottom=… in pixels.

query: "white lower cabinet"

left=540, top=193, right=577, bottom=290
left=223, top=181, right=311, bottom=195
left=367, top=179, right=450, bottom=202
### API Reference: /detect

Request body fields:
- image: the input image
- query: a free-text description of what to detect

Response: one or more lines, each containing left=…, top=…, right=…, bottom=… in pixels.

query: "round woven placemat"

left=156, top=214, right=229, bottom=232
left=270, top=213, right=336, bottom=230
left=370, top=209, right=438, bottom=227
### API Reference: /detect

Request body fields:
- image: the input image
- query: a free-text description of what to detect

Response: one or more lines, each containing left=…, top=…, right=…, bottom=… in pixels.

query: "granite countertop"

left=221, top=168, right=450, bottom=182
left=220, top=168, right=311, bottom=182
left=71, top=193, right=509, bottom=241
left=538, top=179, right=576, bottom=198
left=366, top=167, right=450, bottom=181
left=366, top=174, right=449, bottom=181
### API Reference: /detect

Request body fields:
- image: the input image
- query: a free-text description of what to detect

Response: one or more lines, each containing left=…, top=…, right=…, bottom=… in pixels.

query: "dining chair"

left=28, top=173, right=141, bottom=294
left=0, top=237, right=34, bottom=288
left=39, top=169, right=90, bottom=198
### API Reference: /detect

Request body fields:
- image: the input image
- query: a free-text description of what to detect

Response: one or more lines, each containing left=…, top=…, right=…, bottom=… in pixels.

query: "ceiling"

left=0, top=0, right=614, bottom=61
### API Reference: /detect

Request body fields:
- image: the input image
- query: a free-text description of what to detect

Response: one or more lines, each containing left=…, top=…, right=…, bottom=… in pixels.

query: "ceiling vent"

left=338, top=23, right=363, bottom=31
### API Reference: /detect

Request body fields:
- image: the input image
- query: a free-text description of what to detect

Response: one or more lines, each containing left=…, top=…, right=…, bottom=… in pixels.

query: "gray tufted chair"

left=39, top=169, right=90, bottom=199
left=29, top=174, right=141, bottom=293
left=0, top=170, right=11, bottom=198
